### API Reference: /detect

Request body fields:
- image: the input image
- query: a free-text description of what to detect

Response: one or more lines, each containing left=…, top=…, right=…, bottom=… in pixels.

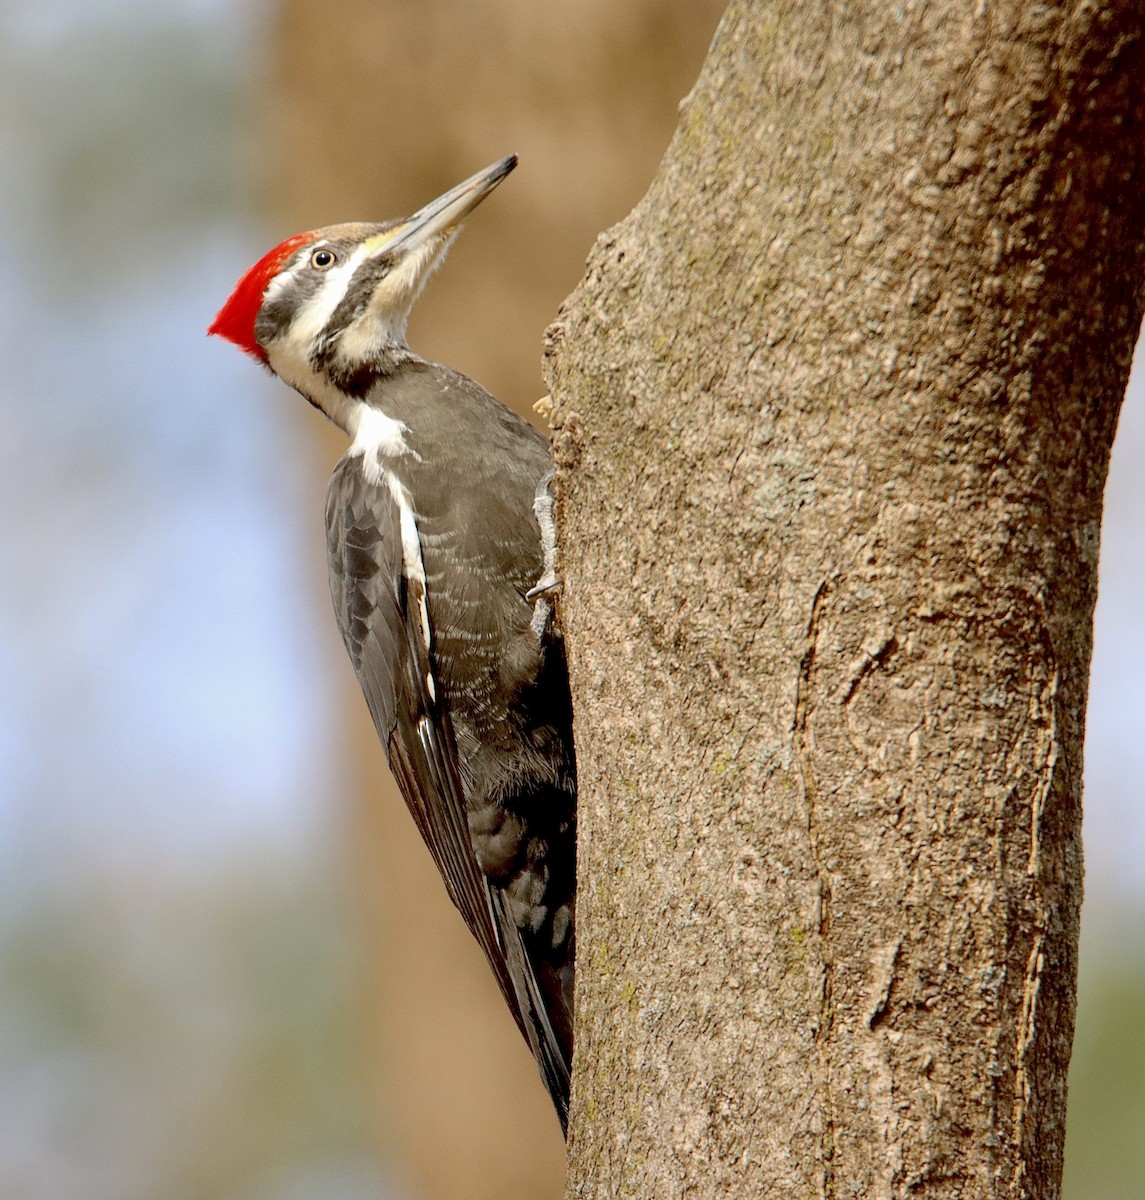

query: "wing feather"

left=325, top=457, right=570, bottom=1129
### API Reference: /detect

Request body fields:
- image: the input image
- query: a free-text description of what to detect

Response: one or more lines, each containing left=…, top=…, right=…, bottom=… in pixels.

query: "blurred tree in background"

left=261, top=3, right=724, bottom=1194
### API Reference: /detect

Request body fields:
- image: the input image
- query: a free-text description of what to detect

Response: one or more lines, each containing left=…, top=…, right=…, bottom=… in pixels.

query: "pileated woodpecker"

left=209, top=156, right=575, bottom=1132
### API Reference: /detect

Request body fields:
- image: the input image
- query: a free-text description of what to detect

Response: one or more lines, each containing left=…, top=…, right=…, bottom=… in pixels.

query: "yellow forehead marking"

left=362, top=223, right=409, bottom=255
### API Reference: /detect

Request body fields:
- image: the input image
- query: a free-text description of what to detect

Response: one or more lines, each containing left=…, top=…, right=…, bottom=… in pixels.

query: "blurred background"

left=0, top=1, right=1139, bottom=1198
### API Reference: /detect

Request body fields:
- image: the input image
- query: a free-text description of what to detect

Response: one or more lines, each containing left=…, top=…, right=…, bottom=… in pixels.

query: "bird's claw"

left=526, top=572, right=562, bottom=602
left=529, top=470, right=562, bottom=636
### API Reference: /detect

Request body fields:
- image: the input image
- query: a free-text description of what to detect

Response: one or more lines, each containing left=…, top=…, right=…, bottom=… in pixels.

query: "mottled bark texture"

left=544, top=2, right=1145, bottom=1196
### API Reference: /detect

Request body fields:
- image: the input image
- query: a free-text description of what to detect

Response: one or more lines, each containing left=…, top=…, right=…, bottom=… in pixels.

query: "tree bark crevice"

left=793, top=576, right=838, bottom=1197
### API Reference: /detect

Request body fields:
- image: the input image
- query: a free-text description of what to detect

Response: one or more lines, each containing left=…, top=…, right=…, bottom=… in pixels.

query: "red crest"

left=208, top=231, right=317, bottom=361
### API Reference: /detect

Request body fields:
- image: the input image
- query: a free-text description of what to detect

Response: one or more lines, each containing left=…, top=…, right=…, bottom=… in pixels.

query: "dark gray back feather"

left=323, top=364, right=575, bottom=1129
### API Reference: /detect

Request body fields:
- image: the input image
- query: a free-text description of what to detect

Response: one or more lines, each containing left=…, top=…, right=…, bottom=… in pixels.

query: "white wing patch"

left=348, top=406, right=415, bottom=485
left=386, top=471, right=435, bottom=698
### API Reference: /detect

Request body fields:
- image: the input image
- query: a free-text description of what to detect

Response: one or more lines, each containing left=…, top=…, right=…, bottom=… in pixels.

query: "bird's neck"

left=345, top=401, right=416, bottom=484
left=267, top=336, right=413, bottom=436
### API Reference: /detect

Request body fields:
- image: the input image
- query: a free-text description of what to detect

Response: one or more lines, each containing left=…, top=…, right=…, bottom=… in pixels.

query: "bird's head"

left=209, top=154, right=516, bottom=405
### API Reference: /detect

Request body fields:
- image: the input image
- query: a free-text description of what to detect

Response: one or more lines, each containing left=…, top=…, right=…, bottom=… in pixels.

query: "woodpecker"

left=209, top=156, right=575, bottom=1132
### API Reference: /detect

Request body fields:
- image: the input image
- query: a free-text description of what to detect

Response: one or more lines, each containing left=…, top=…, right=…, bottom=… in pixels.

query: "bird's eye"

left=309, top=247, right=336, bottom=270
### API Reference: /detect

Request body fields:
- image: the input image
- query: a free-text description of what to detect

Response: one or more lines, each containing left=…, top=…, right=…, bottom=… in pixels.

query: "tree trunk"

left=544, top=2, right=1145, bottom=1196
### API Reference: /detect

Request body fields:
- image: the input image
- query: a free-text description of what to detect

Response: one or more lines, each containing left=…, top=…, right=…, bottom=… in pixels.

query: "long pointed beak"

left=365, top=154, right=517, bottom=260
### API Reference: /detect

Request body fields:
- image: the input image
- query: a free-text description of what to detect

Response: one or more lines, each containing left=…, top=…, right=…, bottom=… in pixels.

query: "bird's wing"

left=324, top=457, right=570, bottom=1129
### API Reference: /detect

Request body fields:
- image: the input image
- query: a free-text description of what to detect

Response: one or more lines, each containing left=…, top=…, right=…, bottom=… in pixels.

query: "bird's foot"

left=526, top=572, right=561, bottom=602
left=528, top=470, right=562, bottom=635
left=528, top=469, right=561, bottom=600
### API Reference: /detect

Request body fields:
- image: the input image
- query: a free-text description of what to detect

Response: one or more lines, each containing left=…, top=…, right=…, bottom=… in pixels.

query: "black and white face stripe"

left=323, top=235, right=454, bottom=367
left=312, top=258, right=393, bottom=367
left=255, top=223, right=395, bottom=362
left=255, top=158, right=517, bottom=427
left=258, top=223, right=453, bottom=409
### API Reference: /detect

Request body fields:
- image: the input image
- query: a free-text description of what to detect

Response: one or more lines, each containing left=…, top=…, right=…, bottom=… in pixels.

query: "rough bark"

left=544, top=2, right=1145, bottom=1196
